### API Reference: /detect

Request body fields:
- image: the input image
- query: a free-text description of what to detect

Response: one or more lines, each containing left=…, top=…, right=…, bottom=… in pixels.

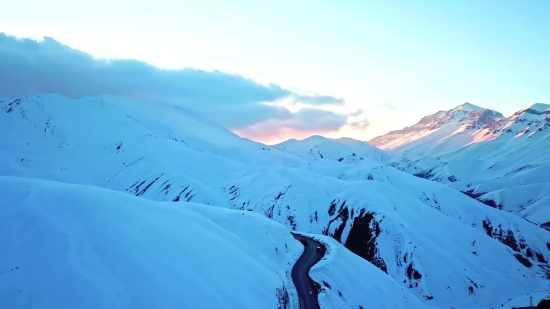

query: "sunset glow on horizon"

left=1, top=0, right=548, bottom=141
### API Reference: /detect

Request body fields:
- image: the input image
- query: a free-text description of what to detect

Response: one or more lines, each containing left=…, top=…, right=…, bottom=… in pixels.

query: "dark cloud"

left=0, top=33, right=345, bottom=130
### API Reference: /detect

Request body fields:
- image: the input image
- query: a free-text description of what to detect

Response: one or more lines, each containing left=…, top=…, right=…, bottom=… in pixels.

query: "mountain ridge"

left=368, top=102, right=504, bottom=157
left=377, top=101, right=550, bottom=229
left=2, top=93, right=550, bottom=308
left=369, top=102, right=549, bottom=155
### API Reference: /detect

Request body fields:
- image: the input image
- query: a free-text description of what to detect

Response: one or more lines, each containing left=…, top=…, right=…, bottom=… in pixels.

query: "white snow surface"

left=274, top=135, right=390, bottom=163
left=0, top=176, right=302, bottom=309
left=0, top=176, right=428, bottom=309
left=369, top=102, right=505, bottom=157
left=2, top=94, right=550, bottom=308
left=295, top=232, right=429, bottom=309
left=376, top=102, right=550, bottom=225
left=500, top=289, right=550, bottom=308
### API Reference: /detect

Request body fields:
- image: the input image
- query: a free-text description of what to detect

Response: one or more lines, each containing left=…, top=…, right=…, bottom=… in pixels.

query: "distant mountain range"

left=369, top=102, right=505, bottom=156
left=369, top=102, right=550, bottom=226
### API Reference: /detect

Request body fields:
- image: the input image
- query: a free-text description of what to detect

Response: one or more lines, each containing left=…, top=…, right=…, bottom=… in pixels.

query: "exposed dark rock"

left=406, top=262, right=422, bottom=280
left=461, top=189, right=486, bottom=200
left=312, top=280, right=322, bottom=294
left=413, top=168, right=436, bottom=180
left=482, top=219, right=493, bottom=237
left=135, top=174, right=163, bottom=197
left=275, top=285, right=290, bottom=309
left=344, top=210, right=387, bottom=273
left=265, top=205, right=275, bottom=219
left=479, top=198, right=501, bottom=209
left=173, top=185, right=192, bottom=202
left=515, top=254, right=533, bottom=268
left=537, top=252, right=548, bottom=263
left=328, top=199, right=338, bottom=216
left=324, top=206, right=349, bottom=242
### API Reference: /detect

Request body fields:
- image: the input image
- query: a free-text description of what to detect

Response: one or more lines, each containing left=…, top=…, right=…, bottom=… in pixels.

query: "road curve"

left=291, top=233, right=326, bottom=309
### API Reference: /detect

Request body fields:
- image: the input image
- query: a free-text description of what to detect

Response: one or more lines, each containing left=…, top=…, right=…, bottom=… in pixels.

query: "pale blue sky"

left=2, top=0, right=549, bottom=141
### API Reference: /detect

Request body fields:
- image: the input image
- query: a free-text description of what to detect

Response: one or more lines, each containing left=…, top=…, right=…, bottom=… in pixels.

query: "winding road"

left=291, top=233, right=326, bottom=309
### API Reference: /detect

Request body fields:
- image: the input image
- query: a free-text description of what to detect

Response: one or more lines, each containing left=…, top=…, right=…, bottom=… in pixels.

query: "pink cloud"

left=235, top=121, right=340, bottom=145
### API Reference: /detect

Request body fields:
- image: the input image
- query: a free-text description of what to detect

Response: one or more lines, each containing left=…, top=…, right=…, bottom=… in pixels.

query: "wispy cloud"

left=236, top=108, right=347, bottom=141
left=348, top=119, right=370, bottom=129
left=343, top=109, right=370, bottom=129
left=378, top=102, right=399, bottom=110
left=0, top=33, right=348, bottom=132
left=347, top=109, right=365, bottom=117
left=290, top=94, right=344, bottom=106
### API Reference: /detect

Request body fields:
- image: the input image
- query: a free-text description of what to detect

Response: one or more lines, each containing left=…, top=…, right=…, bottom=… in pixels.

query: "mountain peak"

left=453, top=102, right=486, bottom=112
left=521, top=103, right=550, bottom=113
left=416, top=103, right=503, bottom=129
left=369, top=103, right=505, bottom=153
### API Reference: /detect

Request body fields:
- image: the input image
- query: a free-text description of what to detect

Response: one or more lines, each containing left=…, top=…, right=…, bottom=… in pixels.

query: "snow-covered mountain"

left=274, top=135, right=390, bottom=163
left=1, top=176, right=427, bottom=309
left=2, top=94, right=550, bottom=308
left=369, top=102, right=505, bottom=157
left=374, top=102, right=550, bottom=226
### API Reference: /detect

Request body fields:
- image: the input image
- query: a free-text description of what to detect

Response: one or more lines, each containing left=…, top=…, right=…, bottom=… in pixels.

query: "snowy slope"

left=501, top=289, right=550, bottom=309
left=0, top=94, right=308, bottom=202
left=2, top=94, right=550, bottom=308
left=274, top=135, right=390, bottom=163
left=0, top=176, right=303, bottom=309
left=231, top=163, right=550, bottom=308
left=385, top=103, right=550, bottom=225
left=369, top=102, right=505, bottom=157
left=297, top=232, right=429, bottom=309
left=0, top=176, right=428, bottom=309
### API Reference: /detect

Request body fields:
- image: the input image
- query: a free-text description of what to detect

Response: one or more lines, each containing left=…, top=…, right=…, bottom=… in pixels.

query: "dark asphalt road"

left=291, top=233, right=326, bottom=309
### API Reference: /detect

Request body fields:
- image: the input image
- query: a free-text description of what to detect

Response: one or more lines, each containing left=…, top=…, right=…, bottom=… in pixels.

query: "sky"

left=1, top=0, right=549, bottom=143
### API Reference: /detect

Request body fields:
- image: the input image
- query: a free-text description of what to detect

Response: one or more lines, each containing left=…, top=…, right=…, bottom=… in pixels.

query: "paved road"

left=291, top=233, right=326, bottom=309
